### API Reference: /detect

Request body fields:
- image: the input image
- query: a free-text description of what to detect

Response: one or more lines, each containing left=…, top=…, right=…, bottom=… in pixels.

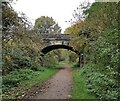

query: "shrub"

left=80, top=63, right=119, bottom=99
left=2, top=69, right=34, bottom=93
left=31, top=64, right=45, bottom=71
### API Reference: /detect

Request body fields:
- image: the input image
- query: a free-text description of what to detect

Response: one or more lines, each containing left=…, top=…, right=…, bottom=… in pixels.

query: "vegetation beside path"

left=72, top=69, right=96, bottom=99
left=2, top=68, right=57, bottom=99
left=68, top=62, right=96, bottom=99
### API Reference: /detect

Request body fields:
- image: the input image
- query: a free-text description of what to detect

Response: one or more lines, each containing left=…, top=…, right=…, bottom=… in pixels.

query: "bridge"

left=40, top=33, right=82, bottom=67
left=40, top=33, right=79, bottom=54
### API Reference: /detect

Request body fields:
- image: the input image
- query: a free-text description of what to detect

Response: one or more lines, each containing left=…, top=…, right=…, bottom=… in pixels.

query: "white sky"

left=12, top=0, right=95, bottom=33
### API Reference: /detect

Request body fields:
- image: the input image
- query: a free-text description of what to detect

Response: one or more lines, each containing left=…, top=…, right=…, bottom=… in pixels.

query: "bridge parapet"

left=40, top=33, right=71, bottom=40
left=40, top=33, right=71, bottom=46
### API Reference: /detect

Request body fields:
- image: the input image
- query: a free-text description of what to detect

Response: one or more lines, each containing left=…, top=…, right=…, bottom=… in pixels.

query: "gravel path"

left=22, top=65, right=72, bottom=99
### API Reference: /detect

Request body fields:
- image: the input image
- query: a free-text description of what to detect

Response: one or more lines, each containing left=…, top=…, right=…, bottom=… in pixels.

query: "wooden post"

left=81, top=53, right=84, bottom=67
left=78, top=56, right=80, bottom=67
left=78, top=52, right=81, bottom=68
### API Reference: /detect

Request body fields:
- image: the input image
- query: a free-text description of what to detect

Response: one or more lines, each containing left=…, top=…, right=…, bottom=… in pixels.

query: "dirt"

left=20, top=65, right=72, bottom=99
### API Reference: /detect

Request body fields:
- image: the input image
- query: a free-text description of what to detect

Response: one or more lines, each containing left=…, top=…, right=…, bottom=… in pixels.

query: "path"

left=22, top=65, right=72, bottom=99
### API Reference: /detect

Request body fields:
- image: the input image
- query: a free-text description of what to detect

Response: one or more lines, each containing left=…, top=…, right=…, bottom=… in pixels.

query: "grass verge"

left=72, top=69, right=96, bottom=99
left=2, top=68, right=57, bottom=99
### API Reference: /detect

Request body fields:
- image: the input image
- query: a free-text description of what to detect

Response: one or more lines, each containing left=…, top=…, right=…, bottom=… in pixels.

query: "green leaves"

left=2, top=69, right=34, bottom=93
left=85, top=2, right=118, bottom=32
left=34, top=16, right=61, bottom=34
left=65, top=2, right=119, bottom=100
left=80, top=63, right=119, bottom=99
left=2, top=2, right=45, bottom=74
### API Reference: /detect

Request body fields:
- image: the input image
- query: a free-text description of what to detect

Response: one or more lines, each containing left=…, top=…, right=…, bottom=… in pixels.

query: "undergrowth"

left=2, top=68, right=57, bottom=99
left=80, top=63, right=119, bottom=99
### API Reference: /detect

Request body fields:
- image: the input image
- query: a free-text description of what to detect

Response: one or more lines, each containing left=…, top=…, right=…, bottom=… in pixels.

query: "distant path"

left=22, top=65, right=72, bottom=99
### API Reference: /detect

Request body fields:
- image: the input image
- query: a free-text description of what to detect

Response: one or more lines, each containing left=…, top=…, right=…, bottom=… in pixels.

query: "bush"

left=31, top=64, right=45, bottom=71
left=2, top=69, right=34, bottom=93
left=43, top=52, right=58, bottom=68
left=17, top=56, right=31, bottom=67
left=2, top=47, right=32, bottom=74
left=80, top=63, right=119, bottom=99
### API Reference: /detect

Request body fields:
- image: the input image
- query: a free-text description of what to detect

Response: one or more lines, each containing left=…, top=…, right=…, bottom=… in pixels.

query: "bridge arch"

left=41, top=44, right=80, bottom=55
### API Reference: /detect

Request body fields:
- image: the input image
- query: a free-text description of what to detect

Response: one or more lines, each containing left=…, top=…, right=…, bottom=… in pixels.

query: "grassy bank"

left=2, top=68, right=57, bottom=99
left=72, top=69, right=96, bottom=99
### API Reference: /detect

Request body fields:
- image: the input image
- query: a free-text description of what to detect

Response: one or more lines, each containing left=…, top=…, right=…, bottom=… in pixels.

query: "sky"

left=12, top=0, right=95, bottom=33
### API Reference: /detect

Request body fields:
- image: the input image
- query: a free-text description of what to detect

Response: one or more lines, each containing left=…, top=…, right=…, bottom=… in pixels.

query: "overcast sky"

left=12, top=0, right=95, bottom=32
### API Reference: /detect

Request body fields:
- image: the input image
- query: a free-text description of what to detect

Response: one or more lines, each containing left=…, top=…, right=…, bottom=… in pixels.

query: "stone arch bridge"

left=40, top=33, right=83, bottom=67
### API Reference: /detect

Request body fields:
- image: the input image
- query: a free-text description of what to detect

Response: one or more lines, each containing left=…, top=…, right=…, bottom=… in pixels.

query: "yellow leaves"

left=3, top=39, right=17, bottom=49
left=7, top=39, right=13, bottom=45
left=5, top=55, right=11, bottom=61
left=74, top=21, right=84, bottom=29
left=71, top=38, right=86, bottom=50
left=79, top=39, right=86, bottom=46
left=64, top=20, right=84, bottom=35
left=76, top=58, right=79, bottom=62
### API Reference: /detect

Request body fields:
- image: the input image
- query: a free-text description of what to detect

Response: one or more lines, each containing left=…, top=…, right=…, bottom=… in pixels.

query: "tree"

left=66, top=2, right=90, bottom=25
left=84, top=2, right=118, bottom=33
left=34, top=16, right=61, bottom=34
left=2, top=2, right=44, bottom=74
left=2, top=2, right=32, bottom=41
left=66, top=2, right=119, bottom=99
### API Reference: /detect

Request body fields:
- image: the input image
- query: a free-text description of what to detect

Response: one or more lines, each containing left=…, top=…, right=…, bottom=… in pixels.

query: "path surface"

left=22, top=65, right=72, bottom=99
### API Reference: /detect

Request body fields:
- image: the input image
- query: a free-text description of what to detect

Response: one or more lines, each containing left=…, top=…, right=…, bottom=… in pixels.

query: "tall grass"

left=72, top=69, right=96, bottom=99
